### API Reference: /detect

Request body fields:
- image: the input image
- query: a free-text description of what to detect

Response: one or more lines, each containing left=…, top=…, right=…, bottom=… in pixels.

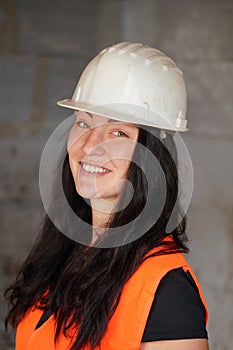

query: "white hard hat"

left=57, top=42, right=188, bottom=132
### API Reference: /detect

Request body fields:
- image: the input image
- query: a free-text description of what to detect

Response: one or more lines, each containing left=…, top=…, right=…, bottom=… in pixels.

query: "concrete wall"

left=0, top=1, right=233, bottom=349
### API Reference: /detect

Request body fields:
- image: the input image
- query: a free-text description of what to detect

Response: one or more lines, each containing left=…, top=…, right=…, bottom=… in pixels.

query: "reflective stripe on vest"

left=16, top=248, right=208, bottom=350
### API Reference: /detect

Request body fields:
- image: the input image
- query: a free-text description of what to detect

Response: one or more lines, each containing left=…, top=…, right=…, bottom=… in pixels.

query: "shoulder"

left=142, top=267, right=208, bottom=342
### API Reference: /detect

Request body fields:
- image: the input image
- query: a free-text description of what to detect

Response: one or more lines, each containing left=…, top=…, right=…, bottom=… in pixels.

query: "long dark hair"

left=4, top=125, right=189, bottom=350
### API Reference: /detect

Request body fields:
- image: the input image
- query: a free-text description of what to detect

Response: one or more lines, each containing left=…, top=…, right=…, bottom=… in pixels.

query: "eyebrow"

left=107, top=119, right=137, bottom=126
left=107, top=119, right=120, bottom=123
left=85, top=113, right=115, bottom=123
left=84, top=112, right=93, bottom=119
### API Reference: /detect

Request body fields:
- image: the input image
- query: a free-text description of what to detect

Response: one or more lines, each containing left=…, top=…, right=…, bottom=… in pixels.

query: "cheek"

left=68, top=150, right=81, bottom=183
left=114, top=159, right=131, bottom=177
left=67, top=147, right=78, bottom=174
left=107, top=139, right=137, bottom=163
left=67, top=134, right=83, bottom=161
left=67, top=125, right=85, bottom=153
left=67, top=125, right=77, bottom=151
left=68, top=154, right=76, bottom=180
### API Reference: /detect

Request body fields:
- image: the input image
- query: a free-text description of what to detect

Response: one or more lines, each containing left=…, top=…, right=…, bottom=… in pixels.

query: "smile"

left=80, top=162, right=111, bottom=174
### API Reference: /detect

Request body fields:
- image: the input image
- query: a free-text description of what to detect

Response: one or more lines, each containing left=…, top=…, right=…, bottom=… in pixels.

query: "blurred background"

left=0, top=1, right=233, bottom=349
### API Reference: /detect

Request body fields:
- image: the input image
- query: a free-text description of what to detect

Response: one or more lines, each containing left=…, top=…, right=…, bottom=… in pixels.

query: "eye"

left=76, top=120, right=90, bottom=129
left=112, top=130, right=128, bottom=137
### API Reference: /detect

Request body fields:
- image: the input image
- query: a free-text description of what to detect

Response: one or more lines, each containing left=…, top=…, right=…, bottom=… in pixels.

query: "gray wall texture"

left=0, top=1, right=233, bottom=349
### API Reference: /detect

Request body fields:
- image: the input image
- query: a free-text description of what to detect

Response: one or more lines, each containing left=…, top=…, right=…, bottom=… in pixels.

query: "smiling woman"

left=4, top=42, right=209, bottom=350
left=68, top=111, right=139, bottom=209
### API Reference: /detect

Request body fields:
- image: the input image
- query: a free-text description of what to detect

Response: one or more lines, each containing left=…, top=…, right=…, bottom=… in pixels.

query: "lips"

left=79, top=161, right=112, bottom=175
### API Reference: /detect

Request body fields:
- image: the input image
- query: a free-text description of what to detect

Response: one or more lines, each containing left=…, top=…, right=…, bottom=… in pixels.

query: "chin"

left=75, top=185, right=99, bottom=199
left=75, top=188, right=94, bottom=199
left=75, top=185, right=118, bottom=202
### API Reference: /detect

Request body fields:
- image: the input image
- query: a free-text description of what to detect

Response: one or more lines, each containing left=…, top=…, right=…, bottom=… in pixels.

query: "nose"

left=82, top=127, right=106, bottom=156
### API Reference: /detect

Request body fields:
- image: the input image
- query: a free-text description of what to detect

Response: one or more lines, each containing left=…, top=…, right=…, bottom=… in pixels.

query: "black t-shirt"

left=35, top=267, right=208, bottom=341
left=141, top=267, right=208, bottom=341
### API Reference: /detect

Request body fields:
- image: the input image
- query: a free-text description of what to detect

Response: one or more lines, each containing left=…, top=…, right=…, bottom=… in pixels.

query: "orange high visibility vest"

left=16, top=247, right=208, bottom=350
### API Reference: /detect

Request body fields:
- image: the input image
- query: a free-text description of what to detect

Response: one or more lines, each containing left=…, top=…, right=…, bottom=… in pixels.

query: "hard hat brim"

left=57, top=99, right=189, bottom=133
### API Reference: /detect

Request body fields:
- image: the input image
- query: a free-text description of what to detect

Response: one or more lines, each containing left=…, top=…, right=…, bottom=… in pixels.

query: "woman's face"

left=67, top=111, right=139, bottom=202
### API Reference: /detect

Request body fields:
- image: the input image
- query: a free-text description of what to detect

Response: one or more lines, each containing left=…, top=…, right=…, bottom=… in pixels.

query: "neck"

left=90, top=197, right=117, bottom=245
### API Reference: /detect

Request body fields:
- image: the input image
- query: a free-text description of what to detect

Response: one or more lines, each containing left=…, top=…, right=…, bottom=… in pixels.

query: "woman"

left=5, top=42, right=209, bottom=350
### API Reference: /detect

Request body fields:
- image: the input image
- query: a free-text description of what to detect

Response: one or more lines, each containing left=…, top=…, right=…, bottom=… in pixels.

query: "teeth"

left=82, top=163, right=109, bottom=173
